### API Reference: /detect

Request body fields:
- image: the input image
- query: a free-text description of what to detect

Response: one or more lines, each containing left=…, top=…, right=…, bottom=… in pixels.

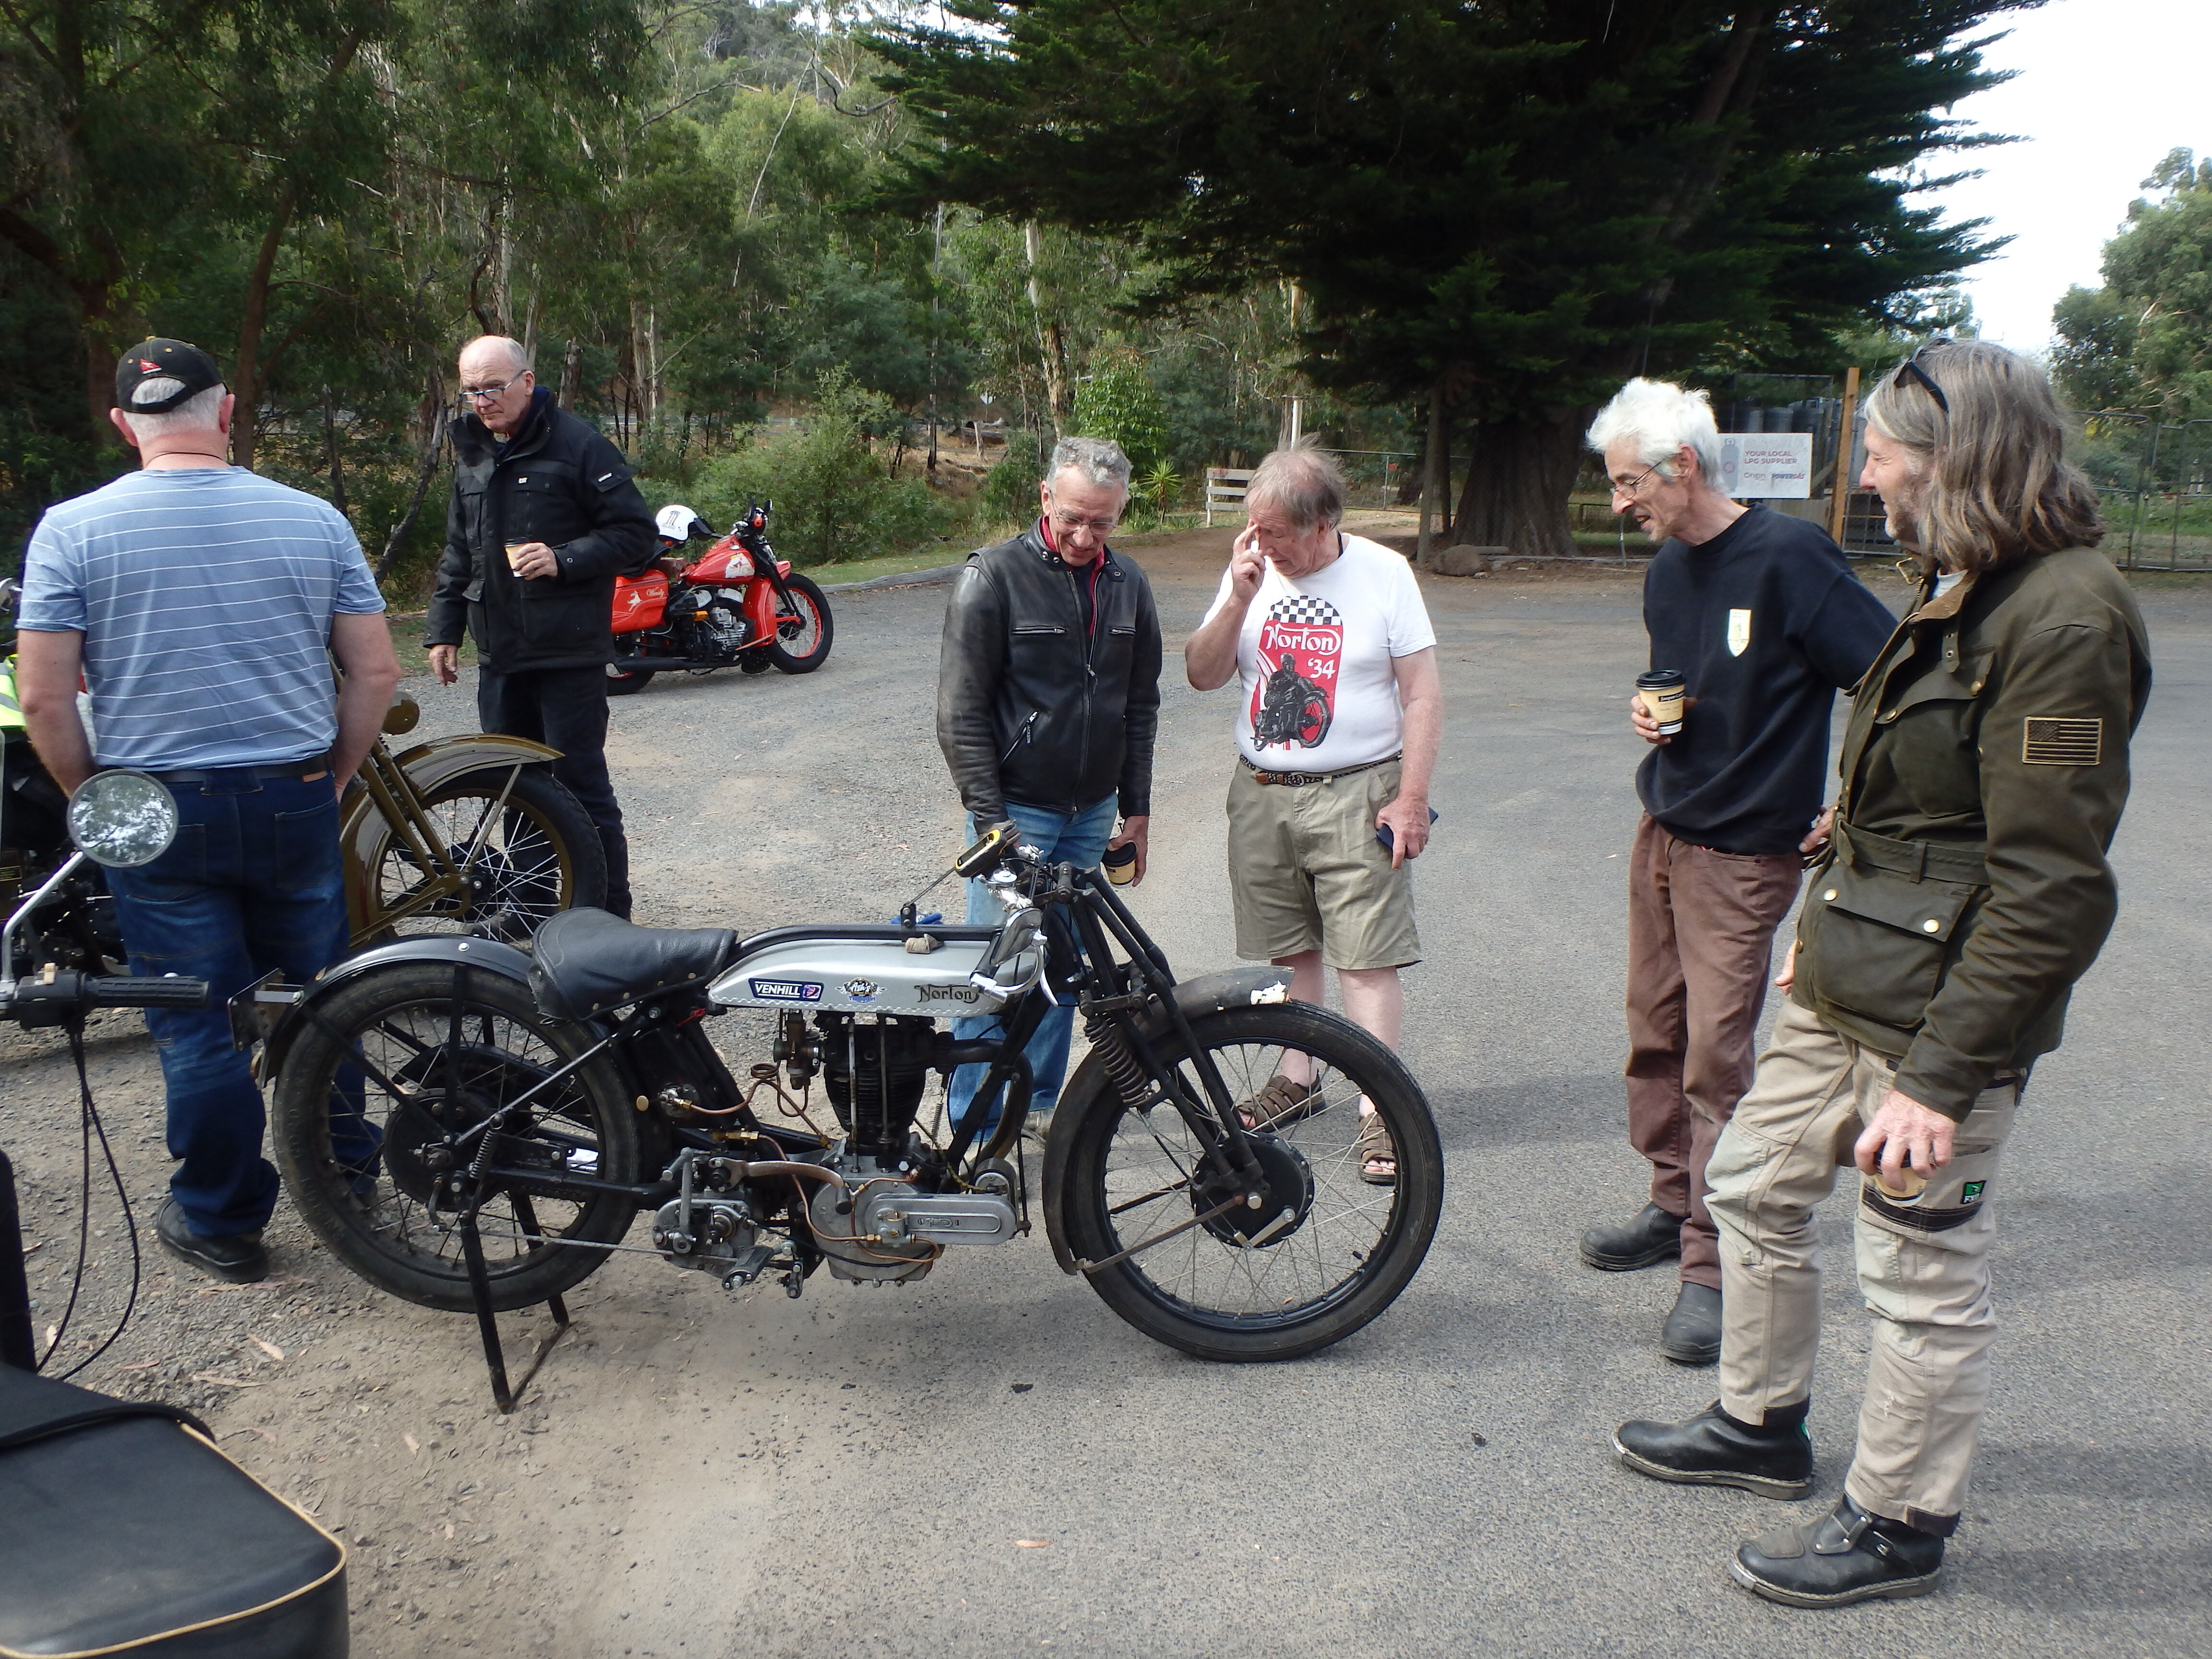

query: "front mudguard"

left=245, top=933, right=538, bottom=1088
left=1040, top=966, right=1292, bottom=1275
left=342, top=733, right=565, bottom=937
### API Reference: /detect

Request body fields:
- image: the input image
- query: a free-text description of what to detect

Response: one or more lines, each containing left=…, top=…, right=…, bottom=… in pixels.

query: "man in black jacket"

left=936, top=435, right=1163, bottom=1130
left=426, top=336, right=656, bottom=917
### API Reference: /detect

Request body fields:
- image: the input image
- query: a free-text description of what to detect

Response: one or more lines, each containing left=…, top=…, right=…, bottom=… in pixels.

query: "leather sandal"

left=1358, top=1111, right=1397, bottom=1186
left=1237, top=1073, right=1321, bottom=1131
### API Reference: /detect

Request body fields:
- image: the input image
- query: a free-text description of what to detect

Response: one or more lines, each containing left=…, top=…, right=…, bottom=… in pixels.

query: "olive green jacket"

left=1794, top=545, right=2152, bottom=1119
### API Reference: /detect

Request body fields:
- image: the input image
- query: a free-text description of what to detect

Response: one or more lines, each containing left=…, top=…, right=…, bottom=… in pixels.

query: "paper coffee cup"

left=504, top=541, right=529, bottom=573
left=1102, top=843, right=1138, bottom=887
left=1636, top=669, right=1686, bottom=735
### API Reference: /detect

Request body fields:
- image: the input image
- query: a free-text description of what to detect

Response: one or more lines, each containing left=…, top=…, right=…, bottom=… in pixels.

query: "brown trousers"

left=1624, top=814, right=1802, bottom=1287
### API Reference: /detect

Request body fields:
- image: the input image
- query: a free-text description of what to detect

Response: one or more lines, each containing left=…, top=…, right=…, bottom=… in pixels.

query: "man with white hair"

left=1184, top=441, right=1442, bottom=1185
left=426, top=335, right=656, bottom=917
left=937, top=435, right=1163, bottom=1132
left=1576, top=378, right=1894, bottom=1362
left=15, top=338, right=403, bottom=1283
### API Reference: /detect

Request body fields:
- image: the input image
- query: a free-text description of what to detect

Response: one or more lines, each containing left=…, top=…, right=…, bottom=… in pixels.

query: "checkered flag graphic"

left=1267, top=594, right=1342, bottom=627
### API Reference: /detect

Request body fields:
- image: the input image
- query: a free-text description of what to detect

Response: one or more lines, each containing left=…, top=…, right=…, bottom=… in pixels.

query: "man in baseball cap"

left=14, top=333, right=402, bottom=1282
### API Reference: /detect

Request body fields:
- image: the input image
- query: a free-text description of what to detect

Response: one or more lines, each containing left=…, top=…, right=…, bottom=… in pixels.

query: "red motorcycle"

left=606, top=501, right=833, bottom=695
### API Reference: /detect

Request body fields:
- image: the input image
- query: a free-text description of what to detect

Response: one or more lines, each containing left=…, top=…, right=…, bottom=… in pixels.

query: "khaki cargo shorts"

left=1226, top=759, right=1422, bottom=971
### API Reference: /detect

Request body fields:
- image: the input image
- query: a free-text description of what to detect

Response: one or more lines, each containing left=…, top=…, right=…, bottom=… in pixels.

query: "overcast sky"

left=1922, top=0, right=2211, bottom=354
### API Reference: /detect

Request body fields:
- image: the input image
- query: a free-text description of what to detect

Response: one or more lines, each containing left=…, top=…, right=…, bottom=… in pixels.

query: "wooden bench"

left=1205, top=466, right=1255, bottom=528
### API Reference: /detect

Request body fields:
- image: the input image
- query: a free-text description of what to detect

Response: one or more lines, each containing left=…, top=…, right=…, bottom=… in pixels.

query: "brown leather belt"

left=1240, top=753, right=1400, bottom=787
left=147, top=761, right=329, bottom=785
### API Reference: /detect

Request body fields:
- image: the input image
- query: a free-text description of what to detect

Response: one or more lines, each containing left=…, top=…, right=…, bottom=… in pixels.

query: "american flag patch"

left=2022, top=717, right=2102, bottom=766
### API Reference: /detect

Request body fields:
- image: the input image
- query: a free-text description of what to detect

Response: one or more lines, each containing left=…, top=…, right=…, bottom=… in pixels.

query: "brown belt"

left=1240, top=753, right=1401, bottom=787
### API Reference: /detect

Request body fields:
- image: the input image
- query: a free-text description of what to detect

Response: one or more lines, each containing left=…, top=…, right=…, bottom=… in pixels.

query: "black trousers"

left=477, top=664, right=632, bottom=918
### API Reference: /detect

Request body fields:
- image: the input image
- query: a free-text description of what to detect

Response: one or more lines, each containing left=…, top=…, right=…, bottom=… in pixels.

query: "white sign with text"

left=1717, top=433, right=1814, bottom=499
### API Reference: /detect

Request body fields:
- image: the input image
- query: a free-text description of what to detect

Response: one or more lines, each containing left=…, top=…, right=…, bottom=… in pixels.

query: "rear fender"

left=341, top=734, right=566, bottom=917
left=251, top=933, right=538, bottom=1086
left=1040, top=967, right=1292, bottom=1274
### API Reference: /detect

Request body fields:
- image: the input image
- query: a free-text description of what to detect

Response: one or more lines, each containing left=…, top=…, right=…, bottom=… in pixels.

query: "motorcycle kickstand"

left=458, top=1191, right=571, bottom=1414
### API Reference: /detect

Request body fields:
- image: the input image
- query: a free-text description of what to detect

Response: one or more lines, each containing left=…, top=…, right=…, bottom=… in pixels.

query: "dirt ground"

left=11, top=530, right=2186, bottom=1659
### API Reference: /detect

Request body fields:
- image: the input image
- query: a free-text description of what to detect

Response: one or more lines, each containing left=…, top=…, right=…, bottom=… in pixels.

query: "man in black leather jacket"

left=935, top=435, right=1163, bottom=1130
left=426, top=336, right=656, bottom=917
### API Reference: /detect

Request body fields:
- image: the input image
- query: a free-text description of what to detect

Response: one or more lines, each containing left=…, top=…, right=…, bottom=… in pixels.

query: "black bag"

left=0, top=1363, right=348, bottom=1657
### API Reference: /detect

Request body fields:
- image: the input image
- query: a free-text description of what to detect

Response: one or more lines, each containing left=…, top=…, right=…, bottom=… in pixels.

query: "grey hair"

left=461, top=335, right=532, bottom=376
left=1246, top=440, right=1345, bottom=530
left=1586, top=377, right=1724, bottom=485
left=120, top=383, right=227, bottom=439
left=1047, top=435, right=1131, bottom=493
left=1863, top=339, right=2104, bottom=573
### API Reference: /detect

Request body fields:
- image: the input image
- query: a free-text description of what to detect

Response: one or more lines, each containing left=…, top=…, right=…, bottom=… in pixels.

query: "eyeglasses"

left=1893, top=339, right=1950, bottom=415
left=1047, top=508, right=1120, bottom=536
left=460, top=375, right=525, bottom=402
left=1609, top=462, right=1662, bottom=501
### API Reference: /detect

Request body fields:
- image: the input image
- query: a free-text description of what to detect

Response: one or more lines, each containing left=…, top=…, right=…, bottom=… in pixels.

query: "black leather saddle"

left=529, top=906, right=738, bottom=1021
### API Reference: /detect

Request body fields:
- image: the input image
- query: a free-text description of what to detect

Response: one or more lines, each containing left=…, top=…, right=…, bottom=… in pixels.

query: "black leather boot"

left=1613, top=1399, right=1814, bottom=1499
left=1579, top=1202, right=1683, bottom=1271
left=1731, top=1492, right=1946, bottom=1607
left=1659, top=1282, right=1722, bottom=1366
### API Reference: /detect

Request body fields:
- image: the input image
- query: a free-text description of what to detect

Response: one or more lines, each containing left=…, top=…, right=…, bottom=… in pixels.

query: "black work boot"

left=1579, top=1202, right=1683, bottom=1271
left=1731, top=1492, right=1946, bottom=1607
left=1613, top=1399, right=1814, bottom=1499
left=1659, top=1282, right=1722, bottom=1366
left=155, top=1197, right=269, bottom=1285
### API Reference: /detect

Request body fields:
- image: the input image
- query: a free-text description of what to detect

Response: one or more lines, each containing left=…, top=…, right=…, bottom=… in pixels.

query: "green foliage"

left=2054, top=149, right=2212, bottom=421
left=1137, top=461, right=1181, bottom=515
left=1070, top=351, right=1169, bottom=475
left=877, top=0, right=2024, bottom=553
left=980, top=430, right=1045, bottom=527
left=686, top=371, right=949, bottom=565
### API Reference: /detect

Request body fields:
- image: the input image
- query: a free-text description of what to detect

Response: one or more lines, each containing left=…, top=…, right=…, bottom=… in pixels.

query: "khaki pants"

left=1706, top=997, right=2018, bottom=1535
left=1624, top=815, right=1802, bottom=1288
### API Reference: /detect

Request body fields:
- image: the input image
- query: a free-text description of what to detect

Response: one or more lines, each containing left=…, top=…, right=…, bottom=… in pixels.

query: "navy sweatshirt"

left=1638, top=506, right=1899, bottom=855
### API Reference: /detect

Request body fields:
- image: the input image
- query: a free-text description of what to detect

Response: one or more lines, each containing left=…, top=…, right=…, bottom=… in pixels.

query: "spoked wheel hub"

left=1198, top=1131, right=1316, bottom=1250
left=385, top=1046, right=530, bottom=1203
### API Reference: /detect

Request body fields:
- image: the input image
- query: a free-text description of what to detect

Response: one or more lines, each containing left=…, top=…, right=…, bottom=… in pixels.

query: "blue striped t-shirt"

left=17, top=466, right=386, bottom=769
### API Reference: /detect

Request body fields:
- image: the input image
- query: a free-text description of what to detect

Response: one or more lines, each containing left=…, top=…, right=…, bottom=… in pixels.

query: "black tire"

left=1058, top=1003, right=1442, bottom=1361
left=606, top=636, right=655, bottom=695
left=358, top=764, right=607, bottom=943
left=764, top=573, right=833, bottom=673
left=270, top=962, right=641, bottom=1311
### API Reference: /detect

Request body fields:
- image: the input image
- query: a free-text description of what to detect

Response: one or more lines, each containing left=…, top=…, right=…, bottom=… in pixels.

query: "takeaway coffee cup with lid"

left=1636, top=669, right=1687, bottom=736
left=1102, top=842, right=1139, bottom=887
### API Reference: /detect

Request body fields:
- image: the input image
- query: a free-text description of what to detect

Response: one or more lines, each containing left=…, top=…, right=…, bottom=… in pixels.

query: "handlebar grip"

left=83, top=974, right=211, bottom=1010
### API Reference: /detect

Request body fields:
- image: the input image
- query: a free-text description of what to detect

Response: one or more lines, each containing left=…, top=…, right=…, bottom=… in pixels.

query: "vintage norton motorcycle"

left=246, top=823, right=1443, bottom=1395
left=604, top=501, right=834, bottom=695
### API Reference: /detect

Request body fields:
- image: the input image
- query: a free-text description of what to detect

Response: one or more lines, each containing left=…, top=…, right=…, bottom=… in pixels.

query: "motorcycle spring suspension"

left=1086, top=1017, right=1155, bottom=1114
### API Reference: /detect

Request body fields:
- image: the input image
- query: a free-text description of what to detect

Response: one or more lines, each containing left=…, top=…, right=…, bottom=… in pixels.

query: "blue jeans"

left=106, top=771, right=368, bottom=1239
left=948, top=796, right=1119, bottom=1131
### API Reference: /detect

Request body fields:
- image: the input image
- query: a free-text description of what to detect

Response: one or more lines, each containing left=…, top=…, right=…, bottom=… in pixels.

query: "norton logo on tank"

left=1251, top=594, right=1340, bottom=751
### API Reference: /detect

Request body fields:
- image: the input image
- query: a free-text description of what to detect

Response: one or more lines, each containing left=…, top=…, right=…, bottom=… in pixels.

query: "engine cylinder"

left=820, top=1013, right=936, bottom=1160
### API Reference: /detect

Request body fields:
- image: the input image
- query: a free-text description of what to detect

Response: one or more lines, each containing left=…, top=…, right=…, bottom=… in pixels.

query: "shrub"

left=979, top=427, right=1045, bottom=529
left=682, top=370, right=949, bottom=565
left=1071, top=349, right=1169, bottom=475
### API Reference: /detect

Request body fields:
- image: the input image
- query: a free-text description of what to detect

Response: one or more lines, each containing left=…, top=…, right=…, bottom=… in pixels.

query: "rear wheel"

left=356, top=765, right=607, bottom=944
left=270, top=962, right=640, bottom=1310
left=1058, top=1003, right=1442, bottom=1361
left=765, top=574, right=833, bottom=674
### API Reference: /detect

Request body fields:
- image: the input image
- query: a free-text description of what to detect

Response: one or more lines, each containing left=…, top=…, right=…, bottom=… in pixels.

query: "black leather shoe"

left=155, top=1197, right=268, bottom=1284
left=1659, top=1281, right=1722, bottom=1366
left=1731, top=1493, right=1945, bottom=1607
left=1579, top=1202, right=1683, bottom=1271
left=1613, top=1400, right=1814, bottom=1499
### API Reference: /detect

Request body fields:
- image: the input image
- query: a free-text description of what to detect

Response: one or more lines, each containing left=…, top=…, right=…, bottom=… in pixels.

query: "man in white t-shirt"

left=1185, top=443, right=1443, bottom=1183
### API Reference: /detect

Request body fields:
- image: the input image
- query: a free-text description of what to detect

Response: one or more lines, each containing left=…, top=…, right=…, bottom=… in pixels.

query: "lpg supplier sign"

left=1717, top=433, right=1814, bottom=499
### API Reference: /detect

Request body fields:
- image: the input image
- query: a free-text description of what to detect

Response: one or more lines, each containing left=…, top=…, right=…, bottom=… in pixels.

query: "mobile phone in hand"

left=1376, top=808, right=1440, bottom=852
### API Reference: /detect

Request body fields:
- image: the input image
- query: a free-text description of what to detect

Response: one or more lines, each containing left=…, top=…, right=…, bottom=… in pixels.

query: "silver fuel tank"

left=704, top=916, right=1044, bottom=1018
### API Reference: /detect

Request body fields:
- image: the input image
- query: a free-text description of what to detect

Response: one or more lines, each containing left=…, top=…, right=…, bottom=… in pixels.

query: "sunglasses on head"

left=1893, top=337, right=1951, bottom=414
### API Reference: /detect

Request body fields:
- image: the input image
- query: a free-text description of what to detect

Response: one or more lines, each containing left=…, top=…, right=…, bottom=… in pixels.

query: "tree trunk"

left=374, top=364, right=450, bottom=585
left=1416, top=380, right=1445, bottom=563
left=228, top=193, right=297, bottom=473
left=1024, top=221, right=1071, bottom=434
left=559, top=339, right=582, bottom=409
left=322, top=385, right=349, bottom=519
left=1453, top=415, right=1584, bottom=559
